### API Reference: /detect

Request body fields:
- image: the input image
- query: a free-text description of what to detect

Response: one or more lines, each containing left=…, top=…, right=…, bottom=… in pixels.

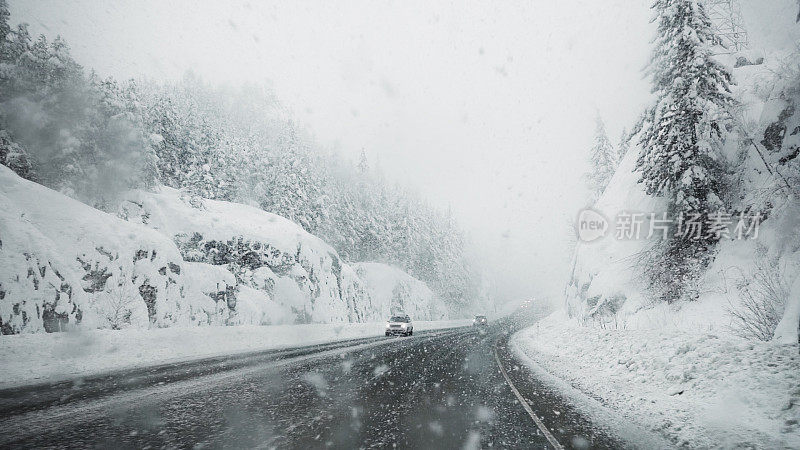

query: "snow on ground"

left=0, top=319, right=471, bottom=388
left=511, top=312, right=800, bottom=449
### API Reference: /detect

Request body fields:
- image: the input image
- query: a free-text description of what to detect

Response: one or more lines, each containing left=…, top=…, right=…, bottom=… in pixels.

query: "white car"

left=385, top=315, right=413, bottom=336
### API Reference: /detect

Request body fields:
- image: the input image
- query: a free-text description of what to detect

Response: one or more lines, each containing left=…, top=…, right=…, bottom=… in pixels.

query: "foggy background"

left=8, top=0, right=790, bottom=305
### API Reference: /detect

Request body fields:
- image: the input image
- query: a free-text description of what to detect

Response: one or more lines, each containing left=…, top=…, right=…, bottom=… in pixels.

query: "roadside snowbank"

left=510, top=313, right=800, bottom=449
left=0, top=319, right=471, bottom=388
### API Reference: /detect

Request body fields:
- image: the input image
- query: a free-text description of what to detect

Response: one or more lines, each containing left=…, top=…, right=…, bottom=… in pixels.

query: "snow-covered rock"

left=353, top=262, right=447, bottom=321
left=117, top=187, right=378, bottom=325
left=0, top=165, right=192, bottom=333
left=0, top=166, right=446, bottom=333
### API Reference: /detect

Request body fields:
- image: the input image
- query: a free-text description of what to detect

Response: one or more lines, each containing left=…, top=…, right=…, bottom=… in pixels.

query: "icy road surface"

left=0, top=318, right=629, bottom=449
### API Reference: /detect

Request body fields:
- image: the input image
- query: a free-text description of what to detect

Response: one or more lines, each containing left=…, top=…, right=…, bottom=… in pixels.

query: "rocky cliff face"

left=117, top=187, right=375, bottom=325
left=0, top=165, right=190, bottom=333
left=0, top=166, right=445, bottom=333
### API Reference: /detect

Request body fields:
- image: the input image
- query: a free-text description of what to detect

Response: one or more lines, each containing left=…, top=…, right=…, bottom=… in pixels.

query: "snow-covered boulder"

left=118, top=187, right=377, bottom=324
left=0, top=165, right=195, bottom=333
left=353, top=262, right=447, bottom=321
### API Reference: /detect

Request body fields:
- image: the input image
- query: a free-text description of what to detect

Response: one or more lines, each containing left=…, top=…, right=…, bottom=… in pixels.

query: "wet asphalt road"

left=0, top=317, right=629, bottom=449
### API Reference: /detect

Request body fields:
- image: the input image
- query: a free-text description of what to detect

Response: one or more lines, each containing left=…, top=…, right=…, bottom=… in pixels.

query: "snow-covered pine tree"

left=0, top=0, right=9, bottom=49
left=636, top=0, right=735, bottom=302
left=585, top=114, right=617, bottom=201
left=0, top=4, right=35, bottom=180
left=357, top=149, right=369, bottom=174
left=617, top=127, right=631, bottom=161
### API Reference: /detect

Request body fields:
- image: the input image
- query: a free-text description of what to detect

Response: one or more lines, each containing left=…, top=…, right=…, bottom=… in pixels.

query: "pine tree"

left=0, top=0, right=10, bottom=50
left=636, top=0, right=735, bottom=302
left=617, top=127, right=630, bottom=161
left=637, top=0, right=733, bottom=210
left=357, top=149, right=369, bottom=174
left=585, top=114, right=617, bottom=201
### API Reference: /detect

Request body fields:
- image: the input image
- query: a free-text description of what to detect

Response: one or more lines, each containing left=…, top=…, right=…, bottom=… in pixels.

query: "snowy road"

left=0, top=317, right=629, bottom=449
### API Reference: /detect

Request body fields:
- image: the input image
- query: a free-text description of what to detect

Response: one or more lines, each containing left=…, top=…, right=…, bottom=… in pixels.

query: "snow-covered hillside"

left=566, top=50, right=800, bottom=336
left=0, top=166, right=445, bottom=334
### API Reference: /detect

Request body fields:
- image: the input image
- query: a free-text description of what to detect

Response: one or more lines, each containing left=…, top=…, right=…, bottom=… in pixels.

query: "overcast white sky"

left=9, top=0, right=794, bottom=304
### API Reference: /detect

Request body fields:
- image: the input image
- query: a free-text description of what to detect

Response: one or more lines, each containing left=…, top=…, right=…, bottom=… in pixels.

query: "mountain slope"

left=566, top=51, right=800, bottom=336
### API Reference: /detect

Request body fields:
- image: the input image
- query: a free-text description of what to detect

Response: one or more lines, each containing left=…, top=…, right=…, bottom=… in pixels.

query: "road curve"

left=0, top=319, right=629, bottom=449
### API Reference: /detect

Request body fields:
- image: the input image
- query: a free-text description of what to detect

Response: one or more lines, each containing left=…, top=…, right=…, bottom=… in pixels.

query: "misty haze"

left=0, top=0, right=799, bottom=448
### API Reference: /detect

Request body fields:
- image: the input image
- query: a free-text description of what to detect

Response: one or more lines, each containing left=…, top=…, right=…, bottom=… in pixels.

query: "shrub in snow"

left=726, top=253, right=791, bottom=341
left=0, top=130, right=34, bottom=181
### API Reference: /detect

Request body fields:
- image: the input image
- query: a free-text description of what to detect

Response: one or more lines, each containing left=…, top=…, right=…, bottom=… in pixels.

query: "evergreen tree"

left=585, top=114, right=617, bottom=201
left=636, top=0, right=735, bottom=302
left=617, top=127, right=630, bottom=161
left=357, top=149, right=369, bottom=174
left=0, top=0, right=10, bottom=50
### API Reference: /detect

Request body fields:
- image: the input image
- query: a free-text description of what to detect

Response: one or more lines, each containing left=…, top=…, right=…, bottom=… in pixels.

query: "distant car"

left=472, top=315, right=488, bottom=327
left=385, top=315, right=413, bottom=336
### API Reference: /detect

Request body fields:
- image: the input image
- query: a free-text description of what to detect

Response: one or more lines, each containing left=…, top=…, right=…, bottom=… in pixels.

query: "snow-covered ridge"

left=0, top=166, right=445, bottom=334
left=0, top=165, right=188, bottom=333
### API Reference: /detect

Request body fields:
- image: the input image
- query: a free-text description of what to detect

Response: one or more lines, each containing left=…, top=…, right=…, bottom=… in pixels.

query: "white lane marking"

left=494, top=341, right=564, bottom=450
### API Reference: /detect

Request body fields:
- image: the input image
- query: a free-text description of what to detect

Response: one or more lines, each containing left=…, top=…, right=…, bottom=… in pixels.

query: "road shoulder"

left=508, top=314, right=800, bottom=449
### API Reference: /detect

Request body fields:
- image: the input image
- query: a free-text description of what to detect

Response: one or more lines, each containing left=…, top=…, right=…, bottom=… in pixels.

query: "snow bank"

left=511, top=315, right=800, bottom=448
left=0, top=319, right=471, bottom=388
left=353, top=262, right=447, bottom=321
